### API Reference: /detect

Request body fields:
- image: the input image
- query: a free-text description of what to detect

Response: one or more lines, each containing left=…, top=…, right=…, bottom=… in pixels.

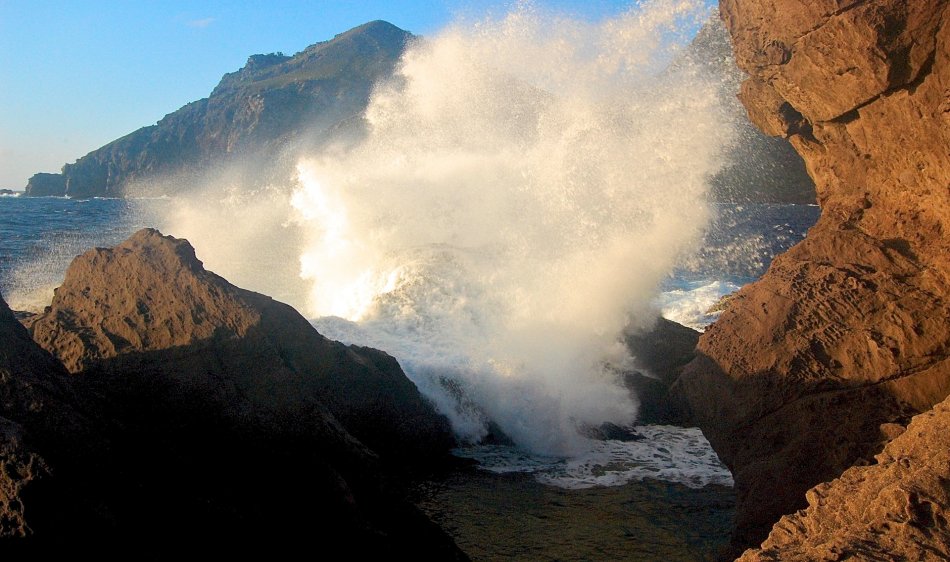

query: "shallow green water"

left=415, top=469, right=735, bottom=561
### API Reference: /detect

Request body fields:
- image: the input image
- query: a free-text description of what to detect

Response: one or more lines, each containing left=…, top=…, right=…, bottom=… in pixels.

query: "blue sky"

left=0, top=0, right=715, bottom=188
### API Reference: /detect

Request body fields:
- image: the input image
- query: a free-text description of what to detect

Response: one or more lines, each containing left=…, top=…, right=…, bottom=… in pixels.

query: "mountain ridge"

left=27, top=20, right=411, bottom=198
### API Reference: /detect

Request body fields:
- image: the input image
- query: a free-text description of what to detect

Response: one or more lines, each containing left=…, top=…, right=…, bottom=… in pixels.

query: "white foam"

left=454, top=425, right=733, bottom=489
left=148, top=0, right=735, bottom=457
left=655, top=279, right=740, bottom=330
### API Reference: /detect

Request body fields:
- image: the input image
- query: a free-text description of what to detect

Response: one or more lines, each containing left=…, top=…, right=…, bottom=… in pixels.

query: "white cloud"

left=187, top=17, right=215, bottom=28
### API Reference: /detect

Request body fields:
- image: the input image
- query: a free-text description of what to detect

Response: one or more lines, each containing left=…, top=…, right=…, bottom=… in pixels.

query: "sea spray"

left=288, top=0, right=736, bottom=454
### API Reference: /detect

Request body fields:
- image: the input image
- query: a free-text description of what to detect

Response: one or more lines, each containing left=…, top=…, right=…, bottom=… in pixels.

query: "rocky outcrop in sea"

left=25, top=21, right=410, bottom=199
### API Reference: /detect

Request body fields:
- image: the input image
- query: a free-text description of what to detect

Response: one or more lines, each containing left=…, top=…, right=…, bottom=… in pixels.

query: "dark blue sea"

left=0, top=196, right=165, bottom=310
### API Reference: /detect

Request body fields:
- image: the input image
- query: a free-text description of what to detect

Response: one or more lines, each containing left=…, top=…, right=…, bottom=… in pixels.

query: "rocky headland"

left=1, top=229, right=463, bottom=558
left=25, top=21, right=411, bottom=199
left=673, top=0, right=950, bottom=555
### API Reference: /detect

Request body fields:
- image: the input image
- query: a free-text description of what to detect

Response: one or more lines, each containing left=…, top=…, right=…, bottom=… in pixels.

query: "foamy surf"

left=290, top=0, right=733, bottom=455
left=454, top=425, right=733, bottom=490
left=656, top=278, right=742, bottom=331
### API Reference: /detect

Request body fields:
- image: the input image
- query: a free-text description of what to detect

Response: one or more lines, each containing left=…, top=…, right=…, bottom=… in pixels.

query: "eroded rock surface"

left=739, top=395, right=950, bottom=561
left=0, top=293, right=105, bottom=546
left=674, top=0, right=950, bottom=552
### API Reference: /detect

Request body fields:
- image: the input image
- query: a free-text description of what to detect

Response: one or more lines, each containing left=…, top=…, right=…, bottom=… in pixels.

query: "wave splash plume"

left=289, top=0, right=734, bottom=455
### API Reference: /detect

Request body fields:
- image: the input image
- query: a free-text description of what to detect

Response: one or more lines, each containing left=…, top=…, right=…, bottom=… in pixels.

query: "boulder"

left=673, top=0, right=950, bottom=552
left=5, top=229, right=464, bottom=558
left=25, top=228, right=455, bottom=467
left=623, top=316, right=700, bottom=424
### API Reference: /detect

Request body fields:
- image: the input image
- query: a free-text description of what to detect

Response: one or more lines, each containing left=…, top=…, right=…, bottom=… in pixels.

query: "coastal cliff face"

left=25, top=18, right=815, bottom=204
left=2, top=230, right=462, bottom=557
left=674, top=0, right=950, bottom=551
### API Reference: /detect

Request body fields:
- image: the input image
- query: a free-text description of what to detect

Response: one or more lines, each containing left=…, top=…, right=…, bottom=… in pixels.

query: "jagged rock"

left=4, top=230, right=465, bottom=558
left=0, top=291, right=113, bottom=547
left=623, top=316, right=700, bottom=425
left=739, top=395, right=950, bottom=561
left=673, top=0, right=950, bottom=553
left=0, top=418, right=48, bottom=540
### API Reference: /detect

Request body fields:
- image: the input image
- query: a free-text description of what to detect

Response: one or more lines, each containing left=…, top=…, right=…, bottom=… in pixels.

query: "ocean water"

left=0, top=196, right=165, bottom=311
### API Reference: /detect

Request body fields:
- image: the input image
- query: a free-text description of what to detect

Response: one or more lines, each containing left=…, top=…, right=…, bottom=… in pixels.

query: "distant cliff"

left=25, top=20, right=411, bottom=198
left=23, top=173, right=65, bottom=197
left=25, top=18, right=814, bottom=203
left=682, top=16, right=815, bottom=204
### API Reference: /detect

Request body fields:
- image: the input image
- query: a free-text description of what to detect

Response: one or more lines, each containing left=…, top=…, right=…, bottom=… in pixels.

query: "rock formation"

left=681, top=16, right=815, bottom=204
left=2, top=230, right=463, bottom=558
left=0, top=292, right=99, bottom=543
left=673, top=0, right=950, bottom=553
left=739, top=395, right=950, bottom=561
left=623, top=317, right=701, bottom=424
left=22, top=173, right=65, bottom=197
left=25, top=228, right=454, bottom=467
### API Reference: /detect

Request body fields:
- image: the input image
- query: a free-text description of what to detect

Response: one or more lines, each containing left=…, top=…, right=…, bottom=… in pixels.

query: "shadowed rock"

left=623, top=316, right=701, bottom=425
left=25, top=228, right=455, bottom=467
left=3, top=229, right=464, bottom=558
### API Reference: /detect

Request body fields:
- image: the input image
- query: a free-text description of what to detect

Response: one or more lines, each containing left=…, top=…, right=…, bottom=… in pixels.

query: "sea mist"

left=158, top=0, right=734, bottom=455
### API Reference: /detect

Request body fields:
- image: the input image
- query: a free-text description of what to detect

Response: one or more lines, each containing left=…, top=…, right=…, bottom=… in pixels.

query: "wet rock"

left=624, top=316, right=700, bottom=425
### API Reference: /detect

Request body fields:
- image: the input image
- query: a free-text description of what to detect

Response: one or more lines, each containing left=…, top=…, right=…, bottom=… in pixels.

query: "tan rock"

left=738, top=396, right=950, bottom=561
left=674, top=0, right=950, bottom=553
